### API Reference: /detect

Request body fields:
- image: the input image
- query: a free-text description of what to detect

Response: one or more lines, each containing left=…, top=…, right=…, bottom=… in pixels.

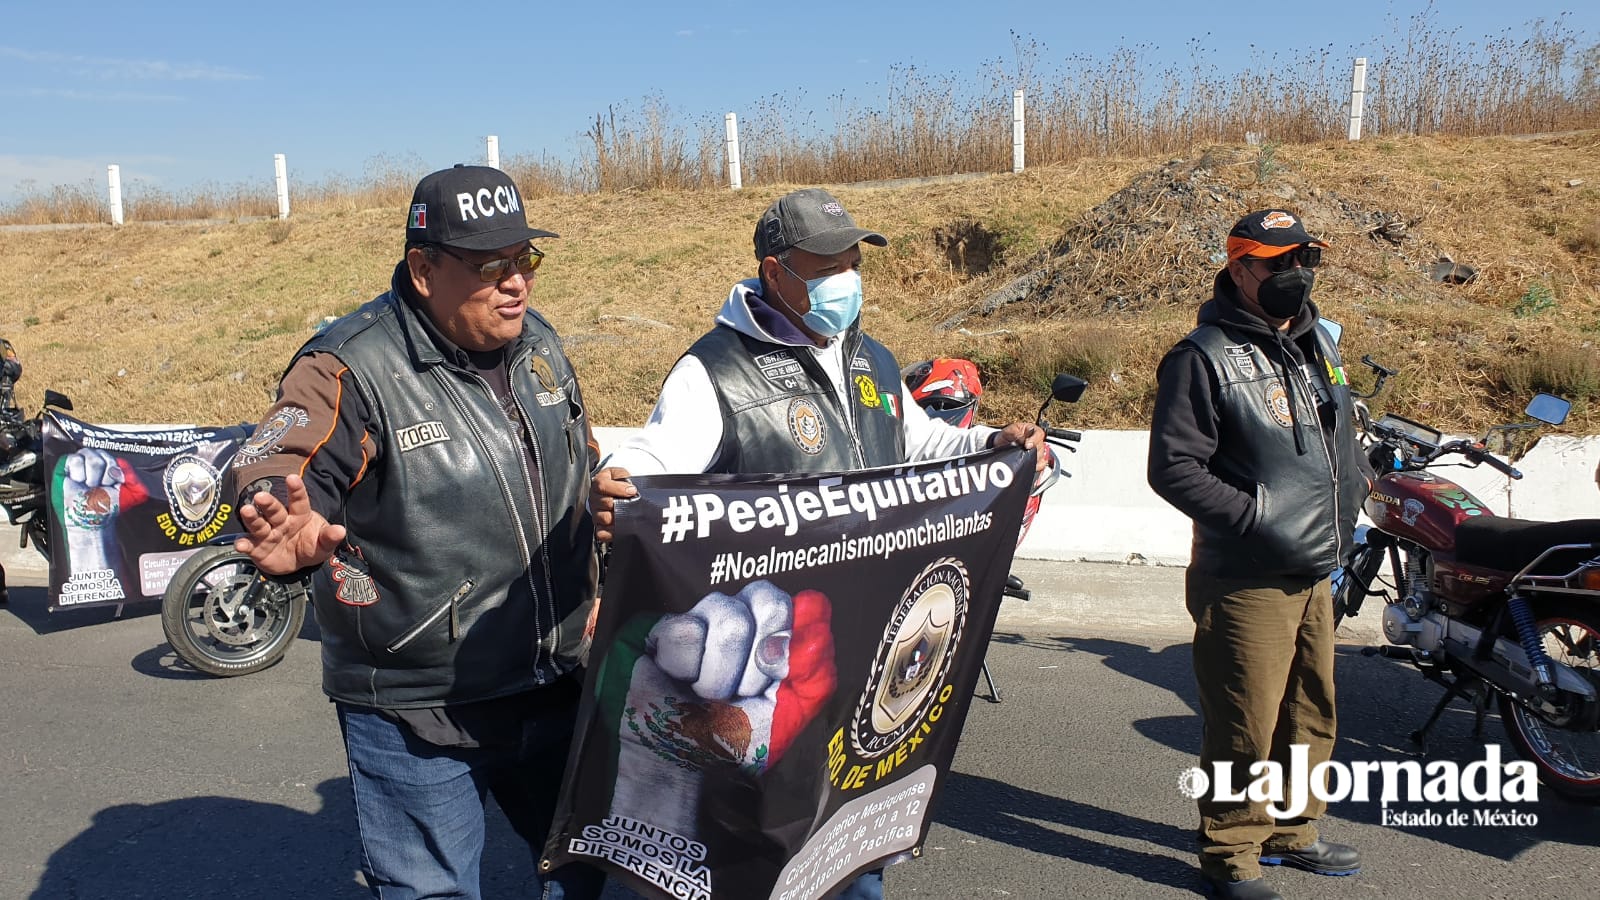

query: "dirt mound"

left=942, top=147, right=1451, bottom=327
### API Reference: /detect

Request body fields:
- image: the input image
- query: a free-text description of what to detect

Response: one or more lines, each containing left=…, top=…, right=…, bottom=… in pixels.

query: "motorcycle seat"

left=1455, top=517, right=1600, bottom=575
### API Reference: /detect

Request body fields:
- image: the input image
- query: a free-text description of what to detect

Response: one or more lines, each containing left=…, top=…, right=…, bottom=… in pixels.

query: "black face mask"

left=1255, top=267, right=1315, bottom=320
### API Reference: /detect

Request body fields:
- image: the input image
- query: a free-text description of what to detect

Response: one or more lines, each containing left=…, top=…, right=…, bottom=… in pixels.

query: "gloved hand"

left=603, top=580, right=836, bottom=838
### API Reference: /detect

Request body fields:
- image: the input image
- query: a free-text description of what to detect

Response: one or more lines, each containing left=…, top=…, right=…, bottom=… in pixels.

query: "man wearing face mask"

left=591, top=187, right=1046, bottom=900
left=1147, top=210, right=1373, bottom=900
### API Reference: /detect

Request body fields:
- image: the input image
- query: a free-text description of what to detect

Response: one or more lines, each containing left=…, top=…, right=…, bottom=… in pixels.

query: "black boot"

left=1261, top=840, right=1361, bottom=876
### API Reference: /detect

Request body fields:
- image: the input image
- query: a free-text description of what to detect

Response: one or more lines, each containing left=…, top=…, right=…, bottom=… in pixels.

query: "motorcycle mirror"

left=43, top=389, right=73, bottom=411
left=1525, top=393, right=1570, bottom=426
left=1317, top=317, right=1343, bottom=346
left=1050, top=373, right=1087, bottom=404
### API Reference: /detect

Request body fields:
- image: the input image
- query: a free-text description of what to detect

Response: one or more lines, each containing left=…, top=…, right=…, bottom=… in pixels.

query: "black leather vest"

left=298, top=291, right=596, bottom=707
left=1180, top=321, right=1366, bottom=577
left=687, top=326, right=906, bottom=474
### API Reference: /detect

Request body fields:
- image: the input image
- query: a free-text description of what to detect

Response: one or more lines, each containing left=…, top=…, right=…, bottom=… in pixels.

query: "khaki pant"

left=1186, top=571, right=1337, bottom=881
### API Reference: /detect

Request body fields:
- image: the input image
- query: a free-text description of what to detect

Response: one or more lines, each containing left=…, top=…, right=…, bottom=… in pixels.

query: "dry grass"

left=0, top=133, right=1597, bottom=441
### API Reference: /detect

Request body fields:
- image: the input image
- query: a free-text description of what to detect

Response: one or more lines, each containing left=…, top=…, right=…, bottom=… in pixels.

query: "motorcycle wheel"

left=160, top=545, right=307, bottom=677
left=1497, top=600, right=1600, bottom=802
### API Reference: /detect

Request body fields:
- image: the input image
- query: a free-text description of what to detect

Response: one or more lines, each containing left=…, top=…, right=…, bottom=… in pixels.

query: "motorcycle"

left=1333, top=355, right=1600, bottom=800
left=904, top=358, right=1087, bottom=700
left=0, top=337, right=307, bottom=677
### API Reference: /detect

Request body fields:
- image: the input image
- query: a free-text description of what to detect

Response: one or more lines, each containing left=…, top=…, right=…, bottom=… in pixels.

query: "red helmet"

left=903, top=358, right=983, bottom=428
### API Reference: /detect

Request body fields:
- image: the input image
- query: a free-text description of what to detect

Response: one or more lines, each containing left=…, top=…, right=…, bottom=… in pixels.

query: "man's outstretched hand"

left=234, top=473, right=345, bottom=576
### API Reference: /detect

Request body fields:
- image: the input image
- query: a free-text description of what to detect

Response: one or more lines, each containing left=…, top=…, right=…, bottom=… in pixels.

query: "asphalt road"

left=2, top=564, right=1598, bottom=900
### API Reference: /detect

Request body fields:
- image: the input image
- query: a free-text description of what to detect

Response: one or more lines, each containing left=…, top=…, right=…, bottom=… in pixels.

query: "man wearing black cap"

left=589, top=188, right=1048, bottom=899
left=231, top=165, right=605, bottom=900
left=1148, top=210, right=1372, bottom=900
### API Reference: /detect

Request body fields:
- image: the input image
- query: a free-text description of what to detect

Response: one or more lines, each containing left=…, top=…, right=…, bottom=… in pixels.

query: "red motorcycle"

left=904, top=358, right=1086, bottom=700
left=1334, top=356, right=1600, bottom=800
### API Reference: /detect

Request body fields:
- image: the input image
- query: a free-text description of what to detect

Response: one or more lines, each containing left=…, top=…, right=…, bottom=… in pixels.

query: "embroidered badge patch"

left=850, top=355, right=874, bottom=373
left=330, top=548, right=379, bottom=607
left=1264, top=383, right=1294, bottom=427
left=530, top=356, right=558, bottom=390
left=1261, top=211, right=1297, bottom=230
left=1224, top=344, right=1257, bottom=378
left=882, top=393, right=899, bottom=418
left=232, top=406, right=310, bottom=468
left=787, top=398, right=827, bottom=455
left=396, top=421, right=451, bottom=453
left=854, top=374, right=881, bottom=409
left=755, top=351, right=804, bottom=389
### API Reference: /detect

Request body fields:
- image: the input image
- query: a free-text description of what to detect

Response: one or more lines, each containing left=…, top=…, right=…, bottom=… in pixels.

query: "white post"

left=1012, top=89, right=1026, bottom=173
left=273, top=154, right=290, bottom=219
left=486, top=135, right=500, bottom=170
left=1348, top=57, right=1368, bottom=141
left=106, top=164, right=123, bottom=226
left=724, top=113, right=743, bottom=190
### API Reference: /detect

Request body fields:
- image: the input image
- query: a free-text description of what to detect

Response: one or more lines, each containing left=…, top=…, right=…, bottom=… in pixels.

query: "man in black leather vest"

left=231, top=165, right=604, bottom=900
left=1148, top=210, right=1372, bottom=900
left=590, top=188, right=1048, bottom=899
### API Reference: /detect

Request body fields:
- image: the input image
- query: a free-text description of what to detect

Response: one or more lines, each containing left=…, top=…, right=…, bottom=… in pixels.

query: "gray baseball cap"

left=753, top=188, right=888, bottom=260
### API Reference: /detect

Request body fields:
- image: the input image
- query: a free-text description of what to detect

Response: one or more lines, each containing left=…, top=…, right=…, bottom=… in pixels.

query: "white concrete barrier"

left=591, top=428, right=1600, bottom=566
left=9, top=428, right=1595, bottom=582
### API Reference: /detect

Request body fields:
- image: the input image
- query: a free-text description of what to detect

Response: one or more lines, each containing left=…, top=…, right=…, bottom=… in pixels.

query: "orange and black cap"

left=1225, top=209, right=1328, bottom=263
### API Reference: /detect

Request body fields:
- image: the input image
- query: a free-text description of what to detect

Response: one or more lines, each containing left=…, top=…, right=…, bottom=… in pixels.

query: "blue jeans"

left=337, top=702, right=605, bottom=900
left=837, top=869, right=885, bottom=899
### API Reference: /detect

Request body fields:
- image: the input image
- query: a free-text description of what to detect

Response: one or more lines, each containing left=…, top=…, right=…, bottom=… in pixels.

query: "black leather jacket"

left=687, top=324, right=906, bottom=474
left=284, top=275, right=596, bottom=708
left=1149, top=274, right=1369, bottom=578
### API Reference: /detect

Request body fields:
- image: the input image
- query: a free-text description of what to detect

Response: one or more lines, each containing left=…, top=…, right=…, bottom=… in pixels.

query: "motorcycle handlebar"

left=1045, top=426, right=1081, bottom=445
left=1427, top=439, right=1523, bottom=480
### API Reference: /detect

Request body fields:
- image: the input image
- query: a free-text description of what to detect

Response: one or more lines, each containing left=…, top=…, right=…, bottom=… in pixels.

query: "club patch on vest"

left=882, top=393, right=899, bottom=418
left=787, top=398, right=827, bottom=455
left=231, top=405, right=310, bottom=468
left=850, top=354, right=874, bottom=373
left=1264, top=382, right=1294, bottom=427
left=1224, top=344, right=1257, bottom=378
left=329, top=548, right=379, bottom=607
left=854, top=374, right=881, bottom=409
left=530, top=356, right=558, bottom=390
left=396, top=421, right=451, bottom=453
left=755, top=351, right=804, bottom=390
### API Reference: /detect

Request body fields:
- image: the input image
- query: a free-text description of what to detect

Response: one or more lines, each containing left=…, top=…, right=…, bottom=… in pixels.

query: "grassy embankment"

left=1, top=132, right=1596, bottom=439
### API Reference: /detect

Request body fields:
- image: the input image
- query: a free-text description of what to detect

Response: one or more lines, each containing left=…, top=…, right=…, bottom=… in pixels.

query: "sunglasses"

left=435, top=245, right=544, bottom=283
left=1246, top=245, right=1322, bottom=274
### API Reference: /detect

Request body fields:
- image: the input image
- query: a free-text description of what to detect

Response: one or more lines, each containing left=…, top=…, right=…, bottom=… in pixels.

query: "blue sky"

left=1, top=1, right=1593, bottom=202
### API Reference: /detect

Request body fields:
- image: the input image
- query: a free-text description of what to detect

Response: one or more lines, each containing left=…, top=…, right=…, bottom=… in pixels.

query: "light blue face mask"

left=782, top=264, right=863, bottom=337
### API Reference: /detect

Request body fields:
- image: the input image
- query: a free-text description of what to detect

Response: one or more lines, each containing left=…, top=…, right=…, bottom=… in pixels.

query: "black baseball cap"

left=1226, top=209, right=1328, bottom=262
left=754, top=188, right=888, bottom=260
left=405, top=164, right=558, bottom=251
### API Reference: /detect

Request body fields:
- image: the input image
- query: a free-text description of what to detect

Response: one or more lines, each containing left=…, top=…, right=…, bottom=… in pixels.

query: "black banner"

left=43, top=412, right=247, bottom=611
left=543, top=448, right=1032, bottom=900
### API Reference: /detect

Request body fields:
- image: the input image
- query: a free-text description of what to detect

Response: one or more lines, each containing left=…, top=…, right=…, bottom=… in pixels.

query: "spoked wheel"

left=1498, top=600, right=1600, bottom=802
left=160, top=545, right=307, bottom=677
